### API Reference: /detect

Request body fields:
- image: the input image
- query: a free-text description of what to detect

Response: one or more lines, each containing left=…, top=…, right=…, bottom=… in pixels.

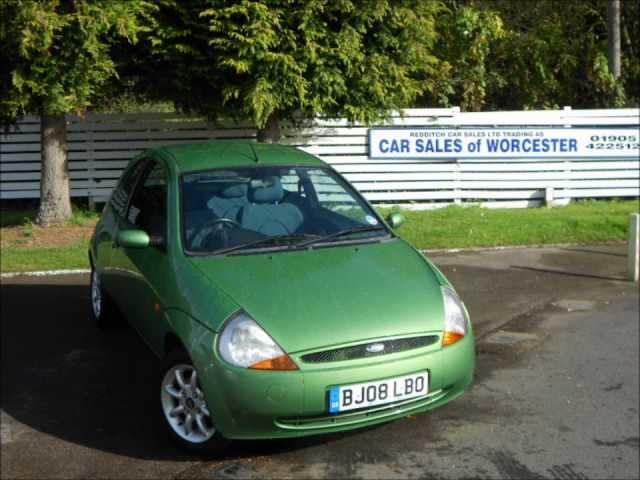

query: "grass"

left=67, top=208, right=101, bottom=226
left=1, top=242, right=90, bottom=273
left=379, top=199, right=640, bottom=250
left=0, top=199, right=638, bottom=273
left=1, top=205, right=100, bottom=273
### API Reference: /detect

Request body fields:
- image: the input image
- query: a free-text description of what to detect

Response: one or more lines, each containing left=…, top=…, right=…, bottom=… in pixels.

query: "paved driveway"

left=1, top=245, right=638, bottom=479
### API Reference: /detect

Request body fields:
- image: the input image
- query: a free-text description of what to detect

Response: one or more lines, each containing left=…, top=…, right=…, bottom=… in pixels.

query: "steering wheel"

left=200, top=217, right=241, bottom=230
left=191, top=217, right=241, bottom=249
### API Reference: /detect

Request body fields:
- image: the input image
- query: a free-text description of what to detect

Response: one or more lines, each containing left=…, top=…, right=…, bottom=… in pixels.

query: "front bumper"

left=198, top=332, right=475, bottom=440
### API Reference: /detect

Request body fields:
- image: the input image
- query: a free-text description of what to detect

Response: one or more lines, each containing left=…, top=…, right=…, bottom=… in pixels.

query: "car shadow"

left=0, top=279, right=377, bottom=461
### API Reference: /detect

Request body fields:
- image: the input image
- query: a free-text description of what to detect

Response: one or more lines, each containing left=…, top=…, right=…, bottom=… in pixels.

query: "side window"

left=111, top=159, right=147, bottom=217
left=126, top=161, right=168, bottom=239
left=307, top=169, right=369, bottom=224
left=281, top=171, right=303, bottom=196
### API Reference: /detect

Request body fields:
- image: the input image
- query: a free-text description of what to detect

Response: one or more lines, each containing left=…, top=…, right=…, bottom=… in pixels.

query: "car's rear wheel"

left=159, top=350, right=229, bottom=454
left=89, top=267, right=116, bottom=327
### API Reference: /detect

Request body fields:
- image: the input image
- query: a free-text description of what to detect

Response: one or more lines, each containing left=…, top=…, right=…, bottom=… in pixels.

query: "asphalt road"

left=1, top=245, right=638, bottom=479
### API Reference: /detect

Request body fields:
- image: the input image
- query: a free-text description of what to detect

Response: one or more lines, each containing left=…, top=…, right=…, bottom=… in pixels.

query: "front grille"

left=300, top=335, right=439, bottom=363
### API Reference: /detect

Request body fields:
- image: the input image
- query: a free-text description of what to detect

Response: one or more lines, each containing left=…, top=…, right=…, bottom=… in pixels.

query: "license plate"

left=328, top=372, right=429, bottom=413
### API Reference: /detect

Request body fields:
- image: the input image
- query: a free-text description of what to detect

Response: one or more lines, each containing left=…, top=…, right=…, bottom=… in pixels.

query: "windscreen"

left=181, top=166, right=388, bottom=254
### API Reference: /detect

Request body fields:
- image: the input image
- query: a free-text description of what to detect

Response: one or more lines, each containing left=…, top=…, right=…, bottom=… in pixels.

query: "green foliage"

left=2, top=0, right=636, bottom=125
left=22, top=219, right=34, bottom=237
left=68, top=207, right=100, bottom=226
left=95, top=92, right=175, bottom=113
left=0, top=0, right=154, bottom=124
left=486, top=0, right=626, bottom=109
left=620, top=0, right=640, bottom=105
left=141, top=0, right=444, bottom=128
left=0, top=209, right=37, bottom=228
left=435, top=3, right=504, bottom=111
left=419, top=0, right=636, bottom=110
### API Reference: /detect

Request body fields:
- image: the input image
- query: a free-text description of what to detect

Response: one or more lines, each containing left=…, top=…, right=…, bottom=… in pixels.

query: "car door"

left=112, top=158, right=171, bottom=354
left=100, top=157, right=149, bottom=298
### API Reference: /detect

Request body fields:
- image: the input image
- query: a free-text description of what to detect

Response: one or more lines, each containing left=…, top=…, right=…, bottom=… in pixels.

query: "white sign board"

left=368, top=127, right=640, bottom=159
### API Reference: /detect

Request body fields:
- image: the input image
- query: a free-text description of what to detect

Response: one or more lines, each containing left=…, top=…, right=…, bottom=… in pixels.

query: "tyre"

left=159, top=349, right=229, bottom=454
left=89, top=266, right=117, bottom=328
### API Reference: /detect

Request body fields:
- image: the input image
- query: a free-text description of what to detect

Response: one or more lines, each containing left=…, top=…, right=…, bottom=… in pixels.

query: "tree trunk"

left=257, top=112, right=281, bottom=143
left=607, top=0, right=621, bottom=78
left=36, top=113, right=72, bottom=226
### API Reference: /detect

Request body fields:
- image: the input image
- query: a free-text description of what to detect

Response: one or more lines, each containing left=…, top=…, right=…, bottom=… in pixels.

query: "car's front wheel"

left=159, top=350, right=229, bottom=454
left=89, top=267, right=117, bottom=327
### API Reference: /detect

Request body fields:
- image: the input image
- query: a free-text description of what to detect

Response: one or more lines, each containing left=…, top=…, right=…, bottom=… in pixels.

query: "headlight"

left=441, top=286, right=469, bottom=347
left=218, top=311, right=298, bottom=370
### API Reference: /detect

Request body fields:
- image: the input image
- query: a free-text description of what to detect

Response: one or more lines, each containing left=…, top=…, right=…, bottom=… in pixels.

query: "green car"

left=89, top=141, right=474, bottom=453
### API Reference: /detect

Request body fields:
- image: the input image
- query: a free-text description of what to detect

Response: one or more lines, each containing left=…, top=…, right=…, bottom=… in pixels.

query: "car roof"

left=150, top=141, right=327, bottom=173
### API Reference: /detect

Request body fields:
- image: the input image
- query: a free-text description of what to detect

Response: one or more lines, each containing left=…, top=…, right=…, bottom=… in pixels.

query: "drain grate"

left=213, top=463, right=258, bottom=480
left=552, top=299, right=597, bottom=312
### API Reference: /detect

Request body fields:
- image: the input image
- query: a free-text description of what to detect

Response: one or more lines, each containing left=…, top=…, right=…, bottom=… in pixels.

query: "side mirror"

left=387, top=212, right=406, bottom=229
left=117, top=229, right=150, bottom=249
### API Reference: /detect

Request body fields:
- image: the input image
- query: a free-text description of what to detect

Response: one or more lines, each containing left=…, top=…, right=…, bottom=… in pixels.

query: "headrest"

left=248, top=176, right=284, bottom=203
left=220, top=183, right=248, bottom=198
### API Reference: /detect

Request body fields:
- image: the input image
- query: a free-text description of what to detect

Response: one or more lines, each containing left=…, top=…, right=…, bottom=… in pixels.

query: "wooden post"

left=629, top=213, right=639, bottom=282
left=607, top=0, right=621, bottom=78
left=545, top=187, right=554, bottom=207
left=562, top=106, right=572, bottom=205
left=453, top=160, right=461, bottom=205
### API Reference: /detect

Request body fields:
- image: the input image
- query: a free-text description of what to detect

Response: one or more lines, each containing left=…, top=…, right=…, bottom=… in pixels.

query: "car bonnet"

left=189, top=238, right=446, bottom=354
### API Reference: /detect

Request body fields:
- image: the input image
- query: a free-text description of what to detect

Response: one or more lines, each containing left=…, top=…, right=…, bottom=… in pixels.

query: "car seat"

left=207, top=183, right=249, bottom=221
left=239, top=177, right=303, bottom=235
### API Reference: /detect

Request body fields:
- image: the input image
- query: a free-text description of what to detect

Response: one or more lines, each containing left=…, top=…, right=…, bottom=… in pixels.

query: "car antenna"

left=248, top=143, right=260, bottom=164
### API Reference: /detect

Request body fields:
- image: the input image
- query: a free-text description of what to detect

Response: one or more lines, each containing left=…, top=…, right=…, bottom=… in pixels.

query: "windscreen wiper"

left=213, top=233, right=320, bottom=256
left=296, top=225, right=388, bottom=248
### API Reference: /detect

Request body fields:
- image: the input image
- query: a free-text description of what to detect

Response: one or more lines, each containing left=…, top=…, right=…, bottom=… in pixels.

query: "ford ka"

left=89, top=141, right=475, bottom=453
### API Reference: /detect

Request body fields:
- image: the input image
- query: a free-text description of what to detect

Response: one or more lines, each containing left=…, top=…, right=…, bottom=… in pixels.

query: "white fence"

left=1, top=107, right=638, bottom=208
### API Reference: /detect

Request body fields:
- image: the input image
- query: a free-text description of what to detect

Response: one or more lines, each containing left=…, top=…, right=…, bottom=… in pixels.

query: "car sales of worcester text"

left=368, top=128, right=639, bottom=159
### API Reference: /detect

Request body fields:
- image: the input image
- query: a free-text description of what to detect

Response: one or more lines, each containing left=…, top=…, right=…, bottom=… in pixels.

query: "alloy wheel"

left=160, top=364, right=215, bottom=443
left=91, top=270, right=102, bottom=319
